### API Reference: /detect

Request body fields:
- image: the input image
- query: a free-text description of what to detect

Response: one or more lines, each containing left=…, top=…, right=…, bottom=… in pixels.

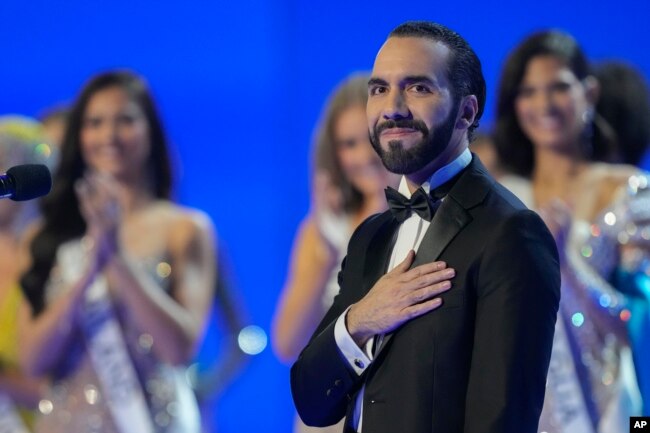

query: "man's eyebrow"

left=402, top=75, right=438, bottom=87
left=368, top=76, right=440, bottom=88
left=368, top=77, right=388, bottom=87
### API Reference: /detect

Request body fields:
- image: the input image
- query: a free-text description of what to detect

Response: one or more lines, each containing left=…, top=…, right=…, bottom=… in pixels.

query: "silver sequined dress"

left=33, top=239, right=200, bottom=433
left=500, top=174, right=642, bottom=433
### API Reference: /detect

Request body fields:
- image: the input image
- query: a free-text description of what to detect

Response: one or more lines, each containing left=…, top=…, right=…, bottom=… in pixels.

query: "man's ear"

left=456, top=95, right=478, bottom=130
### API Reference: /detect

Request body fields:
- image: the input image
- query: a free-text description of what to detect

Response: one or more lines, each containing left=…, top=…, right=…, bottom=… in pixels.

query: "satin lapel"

left=411, top=197, right=472, bottom=267
left=356, top=213, right=400, bottom=302
left=374, top=191, right=473, bottom=359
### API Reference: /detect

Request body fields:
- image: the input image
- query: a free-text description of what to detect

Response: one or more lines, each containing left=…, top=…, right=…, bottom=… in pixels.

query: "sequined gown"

left=33, top=239, right=200, bottom=433
left=500, top=174, right=643, bottom=433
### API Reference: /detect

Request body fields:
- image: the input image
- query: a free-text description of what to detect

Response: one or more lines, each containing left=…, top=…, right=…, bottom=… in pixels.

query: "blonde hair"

left=0, top=115, right=53, bottom=168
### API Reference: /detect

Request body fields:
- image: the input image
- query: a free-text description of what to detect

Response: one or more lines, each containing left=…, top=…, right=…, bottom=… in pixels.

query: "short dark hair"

left=493, top=30, right=618, bottom=177
left=389, top=21, right=486, bottom=139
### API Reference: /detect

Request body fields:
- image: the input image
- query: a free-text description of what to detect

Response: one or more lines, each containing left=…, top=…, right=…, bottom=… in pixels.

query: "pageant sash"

left=0, top=395, right=29, bottom=433
left=55, top=241, right=155, bottom=433
left=81, top=277, right=156, bottom=433
left=546, top=313, right=595, bottom=433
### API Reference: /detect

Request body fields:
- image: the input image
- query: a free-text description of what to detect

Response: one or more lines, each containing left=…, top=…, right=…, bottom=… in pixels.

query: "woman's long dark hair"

left=493, top=30, right=618, bottom=178
left=21, top=71, right=173, bottom=315
left=594, top=61, right=650, bottom=166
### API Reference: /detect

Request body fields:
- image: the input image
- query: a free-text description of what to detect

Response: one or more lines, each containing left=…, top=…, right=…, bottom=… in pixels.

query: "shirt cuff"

left=334, top=307, right=372, bottom=375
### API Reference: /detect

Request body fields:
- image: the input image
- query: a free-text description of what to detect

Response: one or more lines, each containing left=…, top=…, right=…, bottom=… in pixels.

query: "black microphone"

left=0, top=164, right=52, bottom=201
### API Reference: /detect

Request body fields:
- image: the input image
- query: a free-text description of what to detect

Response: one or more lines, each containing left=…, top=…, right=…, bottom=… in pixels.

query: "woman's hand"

left=75, top=172, right=122, bottom=268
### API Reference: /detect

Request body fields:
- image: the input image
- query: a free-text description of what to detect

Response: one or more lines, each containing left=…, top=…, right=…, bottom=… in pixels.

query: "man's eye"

left=411, top=85, right=431, bottom=93
left=369, top=86, right=387, bottom=96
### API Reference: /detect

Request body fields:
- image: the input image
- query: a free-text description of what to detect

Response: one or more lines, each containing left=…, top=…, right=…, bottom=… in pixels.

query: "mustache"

left=374, top=119, right=429, bottom=136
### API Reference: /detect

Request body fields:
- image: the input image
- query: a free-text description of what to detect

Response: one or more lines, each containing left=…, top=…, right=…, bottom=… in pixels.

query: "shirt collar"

left=397, top=148, right=472, bottom=198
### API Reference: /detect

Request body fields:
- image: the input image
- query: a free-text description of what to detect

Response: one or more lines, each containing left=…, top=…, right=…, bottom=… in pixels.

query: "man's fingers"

left=402, top=297, right=444, bottom=320
left=402, top=261, right=449, bottom=282
left=390, top=250, right=416, bottom=274
left=409, top=280, right=451, bottom=303
left=413, top=267, right=455, bottom=288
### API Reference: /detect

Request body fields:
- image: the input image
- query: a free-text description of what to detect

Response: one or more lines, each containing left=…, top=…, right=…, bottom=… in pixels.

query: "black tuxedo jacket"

left=291, top=156, right=561, bottom=433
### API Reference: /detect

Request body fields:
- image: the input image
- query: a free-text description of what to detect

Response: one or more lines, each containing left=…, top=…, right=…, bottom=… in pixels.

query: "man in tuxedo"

left=290, top=21, right=560, bottom=433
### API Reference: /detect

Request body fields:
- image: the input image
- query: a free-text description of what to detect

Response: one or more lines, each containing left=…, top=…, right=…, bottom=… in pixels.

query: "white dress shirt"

left=333, top=148, right=472, bottom=432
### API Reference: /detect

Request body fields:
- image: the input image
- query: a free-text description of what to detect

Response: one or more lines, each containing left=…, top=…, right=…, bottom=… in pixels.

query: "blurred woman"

left=18, top=71, right=216, bottom=433
left=494, top=30, right=647, bottom=432
left=272, top=73, right=397, bottom=432
left=0, top=116, right=51, bottom=431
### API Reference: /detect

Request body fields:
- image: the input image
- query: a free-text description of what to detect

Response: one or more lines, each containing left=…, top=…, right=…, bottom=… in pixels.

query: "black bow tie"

left=385, top=186, right=439, bottom=223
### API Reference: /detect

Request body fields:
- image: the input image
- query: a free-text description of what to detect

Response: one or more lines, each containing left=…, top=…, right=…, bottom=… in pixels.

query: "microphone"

left=0, top=164, right=52, bottom=201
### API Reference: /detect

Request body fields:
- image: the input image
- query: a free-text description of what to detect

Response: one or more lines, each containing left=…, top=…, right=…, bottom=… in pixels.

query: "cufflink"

left=354, top=359, right=365, bottom=369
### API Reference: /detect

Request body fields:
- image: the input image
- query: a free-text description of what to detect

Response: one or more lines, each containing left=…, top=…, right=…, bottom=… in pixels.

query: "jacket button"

left=334, top=379, right=342, bottom=387
left=326, top=388, right=333, bottom=397
left=354, top=359, right=365, bottom=369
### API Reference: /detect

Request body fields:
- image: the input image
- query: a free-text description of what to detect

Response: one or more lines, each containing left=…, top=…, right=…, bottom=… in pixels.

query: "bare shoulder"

left=584, top=163, right=642, bottom=215
left=17, top=219, right=44, bottom=255
left=149, top=201, right=213, bottom=227
left=146, top=201, right=216, bottom=248
left=294, top=215, right=331, bottom=253
left=586, top=162, right=641, bottom=189
left=297, top=215, right=319, bottom=241
left=20, top=220, right=44, bottom=246
left=291, top=214, right=333, bottom=265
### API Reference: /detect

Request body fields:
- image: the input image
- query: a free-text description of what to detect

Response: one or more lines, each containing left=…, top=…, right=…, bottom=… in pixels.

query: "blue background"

left=1, top=0, right=649, bottom=431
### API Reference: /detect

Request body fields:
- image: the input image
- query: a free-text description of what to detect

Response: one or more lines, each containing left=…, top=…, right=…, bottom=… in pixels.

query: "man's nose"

left=383, top=90, right=410, bottom=120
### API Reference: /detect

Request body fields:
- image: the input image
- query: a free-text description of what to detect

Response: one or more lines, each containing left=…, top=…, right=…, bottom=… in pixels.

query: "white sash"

left=81, top=277, right=156, bottom=433
left=546, top=313, right=595, bottom=433
left=55, top=241, right=155, bottom=433
left=0, top=394, right=29, bottom=433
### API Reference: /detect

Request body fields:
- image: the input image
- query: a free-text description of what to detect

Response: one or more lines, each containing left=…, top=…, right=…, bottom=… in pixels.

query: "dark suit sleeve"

left=464, top=209, right=560, bottom=433
left=290, top=217, right=379, bottom=427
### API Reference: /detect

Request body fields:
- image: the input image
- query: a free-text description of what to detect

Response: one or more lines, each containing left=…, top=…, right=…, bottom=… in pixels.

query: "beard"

left=369, top=108, right=457, bottom=175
